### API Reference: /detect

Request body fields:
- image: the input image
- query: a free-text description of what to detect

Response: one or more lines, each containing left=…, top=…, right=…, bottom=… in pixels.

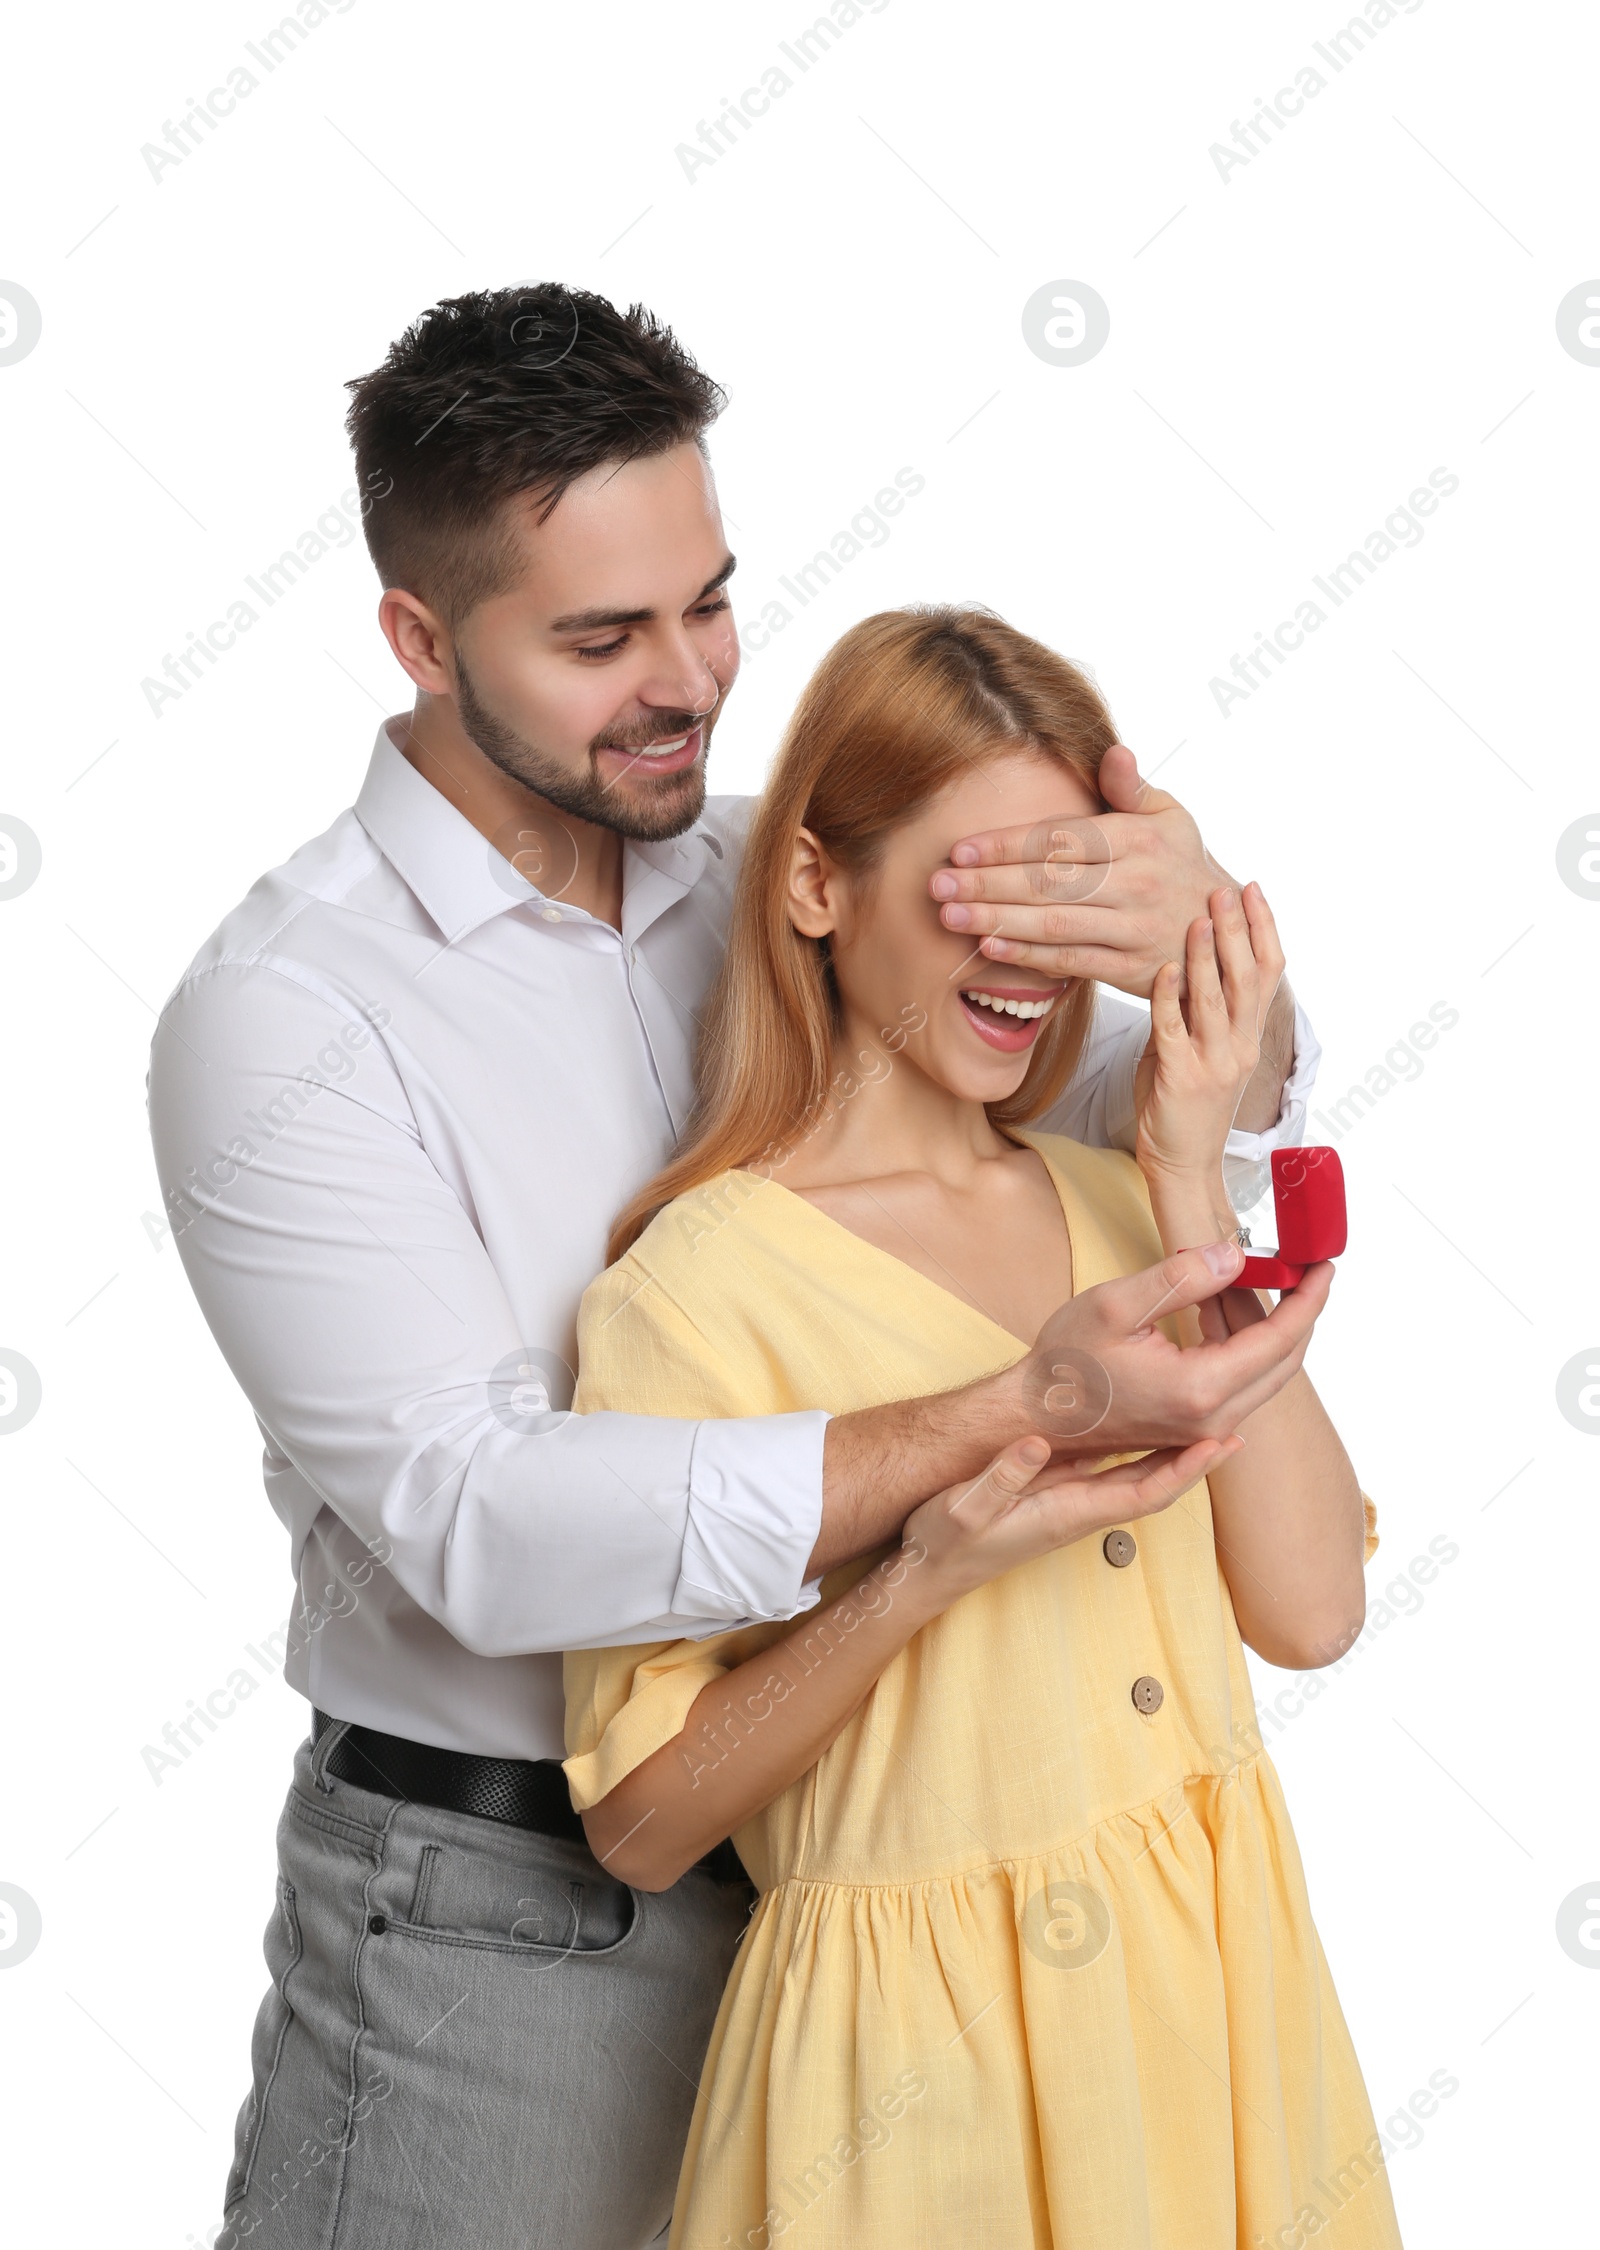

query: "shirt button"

left=367, top=1913, right=388, bottom=1935
left=1103, top=1529, right=1137, bottom=1568
left=540, top=907, right=562, bottom=923
left=1131, top=1676, right=1164, bottom=1716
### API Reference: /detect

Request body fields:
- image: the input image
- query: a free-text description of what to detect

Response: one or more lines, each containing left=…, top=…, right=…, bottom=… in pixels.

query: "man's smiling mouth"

left=596, top=724, right=704, bottom=774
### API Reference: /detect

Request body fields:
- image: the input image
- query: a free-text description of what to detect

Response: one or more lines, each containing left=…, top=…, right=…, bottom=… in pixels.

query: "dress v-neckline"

left=730, top=1131, right=1085, bottom=1355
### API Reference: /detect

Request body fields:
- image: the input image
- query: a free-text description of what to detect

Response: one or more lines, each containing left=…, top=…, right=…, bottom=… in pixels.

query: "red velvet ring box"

left=1237, top=1146, right=1347, bottom=1290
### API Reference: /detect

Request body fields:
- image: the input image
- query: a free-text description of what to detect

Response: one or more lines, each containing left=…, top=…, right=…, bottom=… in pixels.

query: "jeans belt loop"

left=309, top=1712, right=354, bottom=1795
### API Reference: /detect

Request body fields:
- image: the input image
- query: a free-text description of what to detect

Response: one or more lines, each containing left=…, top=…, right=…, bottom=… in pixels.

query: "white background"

left=2, top=1, right=1596, bottom=2242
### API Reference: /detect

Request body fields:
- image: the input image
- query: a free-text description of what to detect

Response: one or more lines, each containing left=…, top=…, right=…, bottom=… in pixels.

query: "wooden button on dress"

left=1131, top=1675, right=1164, bottom=1715
left=1103, top=1529, right=1137, bottom=1568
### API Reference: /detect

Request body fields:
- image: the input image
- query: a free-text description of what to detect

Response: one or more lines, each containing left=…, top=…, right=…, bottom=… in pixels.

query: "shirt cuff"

left=1223, top=999, right=1322, bottom=1219
left=670, top=1411, right=829, bottom=1635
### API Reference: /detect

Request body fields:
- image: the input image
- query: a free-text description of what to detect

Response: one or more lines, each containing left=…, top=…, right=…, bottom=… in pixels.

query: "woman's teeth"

left=960, top=990, right=1057, bottom=1020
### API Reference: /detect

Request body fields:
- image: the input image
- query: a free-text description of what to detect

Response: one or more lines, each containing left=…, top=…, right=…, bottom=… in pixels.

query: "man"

left=149, top=286, right=1326, bottom=2250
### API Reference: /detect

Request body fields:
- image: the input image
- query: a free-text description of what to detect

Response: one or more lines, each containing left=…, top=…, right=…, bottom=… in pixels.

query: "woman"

left=563, top=608, right=1400, bottom=2249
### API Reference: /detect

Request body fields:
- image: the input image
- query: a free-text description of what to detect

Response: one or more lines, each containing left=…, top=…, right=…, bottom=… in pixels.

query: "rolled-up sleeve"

left=678, top=1417, right=827, bottom=1635
left=148, top=960, right=826, bottom=1656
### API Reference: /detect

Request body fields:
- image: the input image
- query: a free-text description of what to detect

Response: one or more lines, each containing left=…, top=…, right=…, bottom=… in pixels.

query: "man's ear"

left=378, top=587, right=456, bottom=698
left=786, top=826, right=840, bottom=939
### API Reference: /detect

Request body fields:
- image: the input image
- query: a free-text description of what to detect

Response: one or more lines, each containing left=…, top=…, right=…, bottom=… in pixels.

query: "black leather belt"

left=311, top=1710, right=745, bottom=1884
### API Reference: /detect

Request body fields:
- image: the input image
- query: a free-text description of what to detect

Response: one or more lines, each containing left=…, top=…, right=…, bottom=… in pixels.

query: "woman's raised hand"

left=899, top=1432, right=1243, bottom=1608
left=1132, top=883, right=1285, bottom=1189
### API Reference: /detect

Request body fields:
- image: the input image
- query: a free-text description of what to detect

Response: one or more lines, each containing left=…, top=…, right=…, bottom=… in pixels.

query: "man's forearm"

left=811, top=1238, right=1330, bottom=1579
left=1233, top=978, right=1296, bottom=1135
left=812, top=1382, right=1018, bottom=1576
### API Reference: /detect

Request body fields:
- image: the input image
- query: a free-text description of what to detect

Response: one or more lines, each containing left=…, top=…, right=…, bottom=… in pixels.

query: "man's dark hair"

left=344, top=284, right=726, bottom=626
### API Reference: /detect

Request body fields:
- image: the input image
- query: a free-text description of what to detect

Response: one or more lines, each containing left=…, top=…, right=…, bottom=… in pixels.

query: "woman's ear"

left=786, top=826, right=840, bottom=939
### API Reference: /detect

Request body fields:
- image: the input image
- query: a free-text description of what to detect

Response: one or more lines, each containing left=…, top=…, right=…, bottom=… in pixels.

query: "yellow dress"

left=565, top=1133, right=1401, bottom=2250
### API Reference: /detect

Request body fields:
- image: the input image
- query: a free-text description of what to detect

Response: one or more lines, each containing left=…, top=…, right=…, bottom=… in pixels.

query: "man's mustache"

left=591, top=702, right=718, bottom=756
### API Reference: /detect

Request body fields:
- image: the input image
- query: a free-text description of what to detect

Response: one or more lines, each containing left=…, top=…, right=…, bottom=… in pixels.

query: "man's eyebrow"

left=548, top=555, right=737, bottom=635
left=696, top=554, right=738, bottom=601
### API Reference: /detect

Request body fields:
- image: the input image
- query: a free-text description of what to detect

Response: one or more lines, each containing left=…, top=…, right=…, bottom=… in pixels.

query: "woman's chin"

left=930, top=1052, right=1036, bottom=1107
left=933, top=1011, right=1050, bottom=1102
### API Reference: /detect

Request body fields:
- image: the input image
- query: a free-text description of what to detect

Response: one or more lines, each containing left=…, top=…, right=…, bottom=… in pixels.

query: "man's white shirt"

left=148, top=723, right=1322, bottom=1760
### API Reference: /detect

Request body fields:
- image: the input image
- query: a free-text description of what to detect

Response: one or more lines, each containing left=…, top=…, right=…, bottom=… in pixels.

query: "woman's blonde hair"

left=607, top=605, right=1118, bottom=1262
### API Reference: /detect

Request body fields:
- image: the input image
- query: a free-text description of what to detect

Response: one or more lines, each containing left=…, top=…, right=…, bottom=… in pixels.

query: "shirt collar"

left=622, top=825, right=710, bottom=946
left=353, top=720, right=713, bottom=948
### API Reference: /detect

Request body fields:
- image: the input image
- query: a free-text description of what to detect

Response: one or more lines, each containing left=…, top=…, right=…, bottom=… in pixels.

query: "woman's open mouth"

left=596, top=724, right=704, bottom=779
left=957, top=984, right=1062, bottom=1053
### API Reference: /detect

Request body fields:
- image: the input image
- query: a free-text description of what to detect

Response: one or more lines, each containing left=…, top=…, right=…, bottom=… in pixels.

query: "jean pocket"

left=224, top=1876, right=303, bottom=2208
left=400, top=1839, right=638, bottom=1959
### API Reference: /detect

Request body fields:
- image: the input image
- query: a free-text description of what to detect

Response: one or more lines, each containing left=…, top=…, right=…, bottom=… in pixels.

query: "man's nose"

left=638, top=625, right=731, bottom=717
left=640, top=671, right=720, bottom=719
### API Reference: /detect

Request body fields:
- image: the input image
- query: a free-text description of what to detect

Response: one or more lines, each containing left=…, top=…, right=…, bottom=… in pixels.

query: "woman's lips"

left=595, top=724, right=703, bottom=778
left=956, top=984, right=1062, bottom=1053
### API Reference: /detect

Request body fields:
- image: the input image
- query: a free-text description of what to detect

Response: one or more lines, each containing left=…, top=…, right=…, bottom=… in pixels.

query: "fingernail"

left=981, top=937, right=1013, bottom=958
left=941, top=903, right=972, bottom=928
left=1020, top=1437, right=1049, bottom=1465
left=930, top=872, right=959, bottom=900
left=950, top=844, right=979, bottom=866
left=1219, top=888, right=1236, bottom=912
left=1202, top=1241, right=1241, bottom=1275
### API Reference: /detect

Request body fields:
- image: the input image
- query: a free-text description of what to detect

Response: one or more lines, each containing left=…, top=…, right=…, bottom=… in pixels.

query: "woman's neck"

left=774, top=1026, right=1011, bottom=1193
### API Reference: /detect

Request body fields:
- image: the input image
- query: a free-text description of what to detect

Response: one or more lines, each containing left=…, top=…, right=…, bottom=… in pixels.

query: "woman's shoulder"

left=616, top=1167, right=784, bottom=1271
left=580, top=1170, right=789, bottom=1332
left=576, top=1170, right=821, bottom=1417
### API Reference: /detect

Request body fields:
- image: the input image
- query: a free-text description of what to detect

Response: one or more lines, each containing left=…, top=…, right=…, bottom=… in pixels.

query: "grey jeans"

left=216, top=1723, right=754, bottom=2250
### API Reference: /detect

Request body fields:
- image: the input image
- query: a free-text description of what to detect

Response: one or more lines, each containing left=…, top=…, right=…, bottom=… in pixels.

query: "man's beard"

left=455, top=655, right=714, bottom=843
